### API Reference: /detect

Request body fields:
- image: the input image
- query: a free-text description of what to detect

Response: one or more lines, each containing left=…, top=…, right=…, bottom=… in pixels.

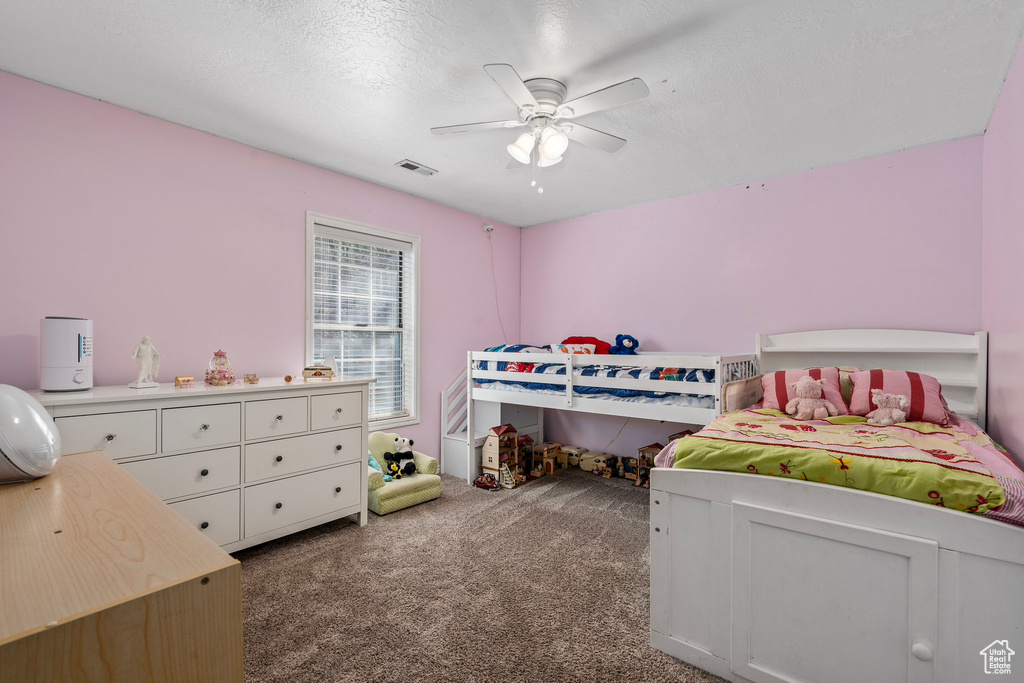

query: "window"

left=306, top=213, right=420, bottom=427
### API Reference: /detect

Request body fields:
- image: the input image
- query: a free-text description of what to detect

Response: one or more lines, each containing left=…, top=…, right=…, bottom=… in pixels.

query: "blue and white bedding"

left=474, top=344, right=716, bottom=400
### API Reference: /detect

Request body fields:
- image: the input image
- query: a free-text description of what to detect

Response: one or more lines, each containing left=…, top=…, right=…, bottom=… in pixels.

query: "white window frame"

left=305, top=211, right=420, bottom=430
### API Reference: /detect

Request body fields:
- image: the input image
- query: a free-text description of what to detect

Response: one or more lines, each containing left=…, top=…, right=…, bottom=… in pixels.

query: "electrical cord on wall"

left=488, top=232, right=508, bottom=344
left=603, top=418, right=631, bottom=454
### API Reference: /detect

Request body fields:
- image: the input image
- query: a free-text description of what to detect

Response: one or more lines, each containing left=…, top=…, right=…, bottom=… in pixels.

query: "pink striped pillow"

left=848, top=369, right=950, bottom=426
left=761, top=368, right=849, bottom=415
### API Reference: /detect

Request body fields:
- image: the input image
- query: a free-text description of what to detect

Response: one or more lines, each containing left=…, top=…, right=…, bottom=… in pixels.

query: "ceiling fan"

left=431, top=64, right=650, bottom=168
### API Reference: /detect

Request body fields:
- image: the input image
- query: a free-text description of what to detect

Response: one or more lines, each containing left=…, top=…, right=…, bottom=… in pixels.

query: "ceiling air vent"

left=395, top=159, right=437, bottom=176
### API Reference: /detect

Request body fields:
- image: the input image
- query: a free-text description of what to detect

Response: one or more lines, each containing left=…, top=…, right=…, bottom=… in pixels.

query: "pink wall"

left=521, top=138, right=985, bottom=457
left=0, top=71, right=520, bottom=460
left=983, top=36, right=1024, bottom=464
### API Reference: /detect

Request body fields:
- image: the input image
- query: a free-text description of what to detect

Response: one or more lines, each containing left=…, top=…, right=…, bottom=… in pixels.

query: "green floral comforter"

left=671, top=409, right=1005, bottom=514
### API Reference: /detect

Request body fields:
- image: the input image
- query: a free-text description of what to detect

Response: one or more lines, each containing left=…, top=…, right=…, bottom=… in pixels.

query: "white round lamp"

left=0, top=385, right=62, bottom=483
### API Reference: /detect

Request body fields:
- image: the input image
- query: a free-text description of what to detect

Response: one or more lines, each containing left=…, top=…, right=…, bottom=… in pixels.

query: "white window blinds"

left=308, top=218, right=419, bottom=424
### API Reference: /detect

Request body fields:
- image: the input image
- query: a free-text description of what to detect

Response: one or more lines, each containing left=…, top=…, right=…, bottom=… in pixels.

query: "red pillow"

left=561, top=336, right=612, bottom=355
left=761, top=368, right=849, bottom=415
left=848, top=369, right=950, bottom=426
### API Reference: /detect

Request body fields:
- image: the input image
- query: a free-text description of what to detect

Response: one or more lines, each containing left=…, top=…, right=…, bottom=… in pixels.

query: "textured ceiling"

left=2, top=1, right=1023, bottom=227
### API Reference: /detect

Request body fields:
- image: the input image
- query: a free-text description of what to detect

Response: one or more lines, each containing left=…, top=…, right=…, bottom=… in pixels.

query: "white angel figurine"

left=130, top=335, right=164, bottom=388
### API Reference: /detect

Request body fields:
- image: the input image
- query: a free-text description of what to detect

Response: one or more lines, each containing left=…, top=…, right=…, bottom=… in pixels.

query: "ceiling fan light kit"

left=507, top=132, right=535, bottom=164
left=431, top=63, right=649, bottom=168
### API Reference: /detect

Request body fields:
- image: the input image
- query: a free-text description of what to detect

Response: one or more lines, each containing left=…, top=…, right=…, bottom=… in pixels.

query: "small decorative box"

left=302, top=365, right=334, bottom=382
left=174, top=376, right=194, bottom=388
left=244, top=373, right=259, bottom=384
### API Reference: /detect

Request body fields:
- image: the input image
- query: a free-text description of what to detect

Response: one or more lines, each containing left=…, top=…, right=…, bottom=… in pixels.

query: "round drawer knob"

left=200, top=522, right=209, bottom=529
left=275, top=455, right=283, bottom=462
left=200, top=423, right=210, bottom=431
left=335, top=445, right=343, bottom=451
left=335, top=486, right=341, bottom=493
left=105, top=433, right=117, bottom=442
left=335, top=407, right=343, bottom=414
left=275, top=415, right=283, bottom=421
left=200, top=469, right=209, bottom=477
left=275, top=502, right=283, bottom=509
left=911, top=641, right=934, bottom=662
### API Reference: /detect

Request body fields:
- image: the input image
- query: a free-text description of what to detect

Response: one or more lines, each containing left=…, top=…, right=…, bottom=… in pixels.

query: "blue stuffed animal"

left=609, top=334, right=639, bottom=355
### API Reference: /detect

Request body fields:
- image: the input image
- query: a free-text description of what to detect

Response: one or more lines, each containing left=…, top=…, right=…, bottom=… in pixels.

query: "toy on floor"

left=383, top=436, right=417, bottom=478
left=785, top=376, right=840, bottom=421
left=473, top=472, right=500, bottom=490
left=866, top=389, right=909, bottom=425
left=609, top=334, right=639, bottom=355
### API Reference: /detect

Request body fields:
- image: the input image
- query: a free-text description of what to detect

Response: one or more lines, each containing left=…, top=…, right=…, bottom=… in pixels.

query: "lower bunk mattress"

left=659, top=408, right=1024, bottom=527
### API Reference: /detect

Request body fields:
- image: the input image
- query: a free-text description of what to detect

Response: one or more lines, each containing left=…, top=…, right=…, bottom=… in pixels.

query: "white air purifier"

left=0, top=385, right=62, bottom=483
left=40, top=317, right=93, bottom=392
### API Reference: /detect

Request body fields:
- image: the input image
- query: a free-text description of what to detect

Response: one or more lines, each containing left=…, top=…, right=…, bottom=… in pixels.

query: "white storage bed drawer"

left=245, top=396, right=308, bottom=440
left=243, top=463, right=359, bottom=538
left=162, top=403, right=240, bottom=452
left=310, top=392, right=362, bottom=430
left=244, top=428, right=361, bottom=483
left=168, top=489, right=241, bottom=547
left=55, top=410, right=156, bottom=460
left=121, top=446, right=240, bottom=501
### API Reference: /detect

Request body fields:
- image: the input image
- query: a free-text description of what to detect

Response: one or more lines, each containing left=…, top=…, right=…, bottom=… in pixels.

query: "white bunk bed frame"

left=650, top=330, right=1024, bottom=683
left=441, top=350, right=756, bottom=483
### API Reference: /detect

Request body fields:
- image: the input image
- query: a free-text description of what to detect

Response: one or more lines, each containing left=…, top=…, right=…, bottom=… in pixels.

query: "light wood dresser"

left=31, top=377, right=371, bottom=553
left=0, top=450, right=243, bottom=682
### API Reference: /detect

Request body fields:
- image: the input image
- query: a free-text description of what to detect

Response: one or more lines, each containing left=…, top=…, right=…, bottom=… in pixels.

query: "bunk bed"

left=441, top=348, right=757, bottom=483
left=650, top=330, right=1024, bottom=683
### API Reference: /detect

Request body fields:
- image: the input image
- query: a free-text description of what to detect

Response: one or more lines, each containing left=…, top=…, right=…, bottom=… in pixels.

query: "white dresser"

left=32, top=378, right=370, bottom=553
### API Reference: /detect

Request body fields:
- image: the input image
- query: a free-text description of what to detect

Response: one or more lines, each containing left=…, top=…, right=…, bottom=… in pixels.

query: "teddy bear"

left=785, top=376, right=840, bottom=420
left=866, top=389, right=909, bottom=425
left=383, top=436, right=417, bottom=478
left=609, top=334, right=639, bottom=355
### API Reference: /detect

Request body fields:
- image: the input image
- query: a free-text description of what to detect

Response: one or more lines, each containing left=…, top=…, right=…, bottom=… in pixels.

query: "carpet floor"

left=235, top=468, right=725, bottom=683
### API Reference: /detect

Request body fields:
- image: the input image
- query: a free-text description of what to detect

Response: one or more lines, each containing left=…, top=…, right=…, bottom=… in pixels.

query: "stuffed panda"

left=384, top=436, right=416, bottom=478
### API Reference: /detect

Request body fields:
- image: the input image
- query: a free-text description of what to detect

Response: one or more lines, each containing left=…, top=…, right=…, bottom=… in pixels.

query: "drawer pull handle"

left=200, top=423, right=210, bottom=431
left=335, top=486, right=341, bottom=493
left=200, top=522, right=210, bottom=529
left=275, top=455, right=283, bottom=462
left=200, top=469, right=209, bottom=477
left=275, top=502, right=283, bottom=509
left=275, top=415, right=283, bottom=421
left=105, top=433, right=116, bottom=442
left=335, top=445, right=343, bottom=451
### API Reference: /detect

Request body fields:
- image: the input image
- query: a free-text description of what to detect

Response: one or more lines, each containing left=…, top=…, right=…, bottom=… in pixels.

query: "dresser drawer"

left=162, top=403, right=240, bottom=452
left=55, top=410, right=156, bottom=460
left=121, top=447, right=240, bottom=501
left=245, top=396, right=308, bottom=440
left=244, top=428, right=361, bottom=483
left=243, top=463, right=359, bottom=538
left=310, top=392, right=362, bottom=430
left=168, top=489, right=241, bottom=547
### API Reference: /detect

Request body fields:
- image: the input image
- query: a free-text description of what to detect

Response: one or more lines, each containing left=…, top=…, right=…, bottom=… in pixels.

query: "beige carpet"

left=236, top=468, right=725, bottom=683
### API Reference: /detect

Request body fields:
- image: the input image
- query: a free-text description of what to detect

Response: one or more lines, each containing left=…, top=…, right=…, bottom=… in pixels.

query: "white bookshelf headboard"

left=757, top=329, right=988, bottom=428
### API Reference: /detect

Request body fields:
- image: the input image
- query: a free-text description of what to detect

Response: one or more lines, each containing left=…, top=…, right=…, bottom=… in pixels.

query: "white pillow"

left=550, top=343, right=596, bottom=354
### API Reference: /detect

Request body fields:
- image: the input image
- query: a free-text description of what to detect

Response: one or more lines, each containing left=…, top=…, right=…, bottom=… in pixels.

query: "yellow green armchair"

left=367, top=431, right=441, bottom=515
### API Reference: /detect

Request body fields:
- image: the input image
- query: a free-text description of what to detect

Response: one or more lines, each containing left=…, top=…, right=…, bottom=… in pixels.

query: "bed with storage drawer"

left=32, top=377, right=371, bottom=552
left=441, top=343, right=757, bottom=483
left=650, top=330, right=1024, bottom=683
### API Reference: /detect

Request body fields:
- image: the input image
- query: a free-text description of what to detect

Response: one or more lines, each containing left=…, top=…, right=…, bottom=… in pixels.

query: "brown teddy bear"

left=785, top=376, right=840, bottom=420
left=866, top=389, right=909, bottom=425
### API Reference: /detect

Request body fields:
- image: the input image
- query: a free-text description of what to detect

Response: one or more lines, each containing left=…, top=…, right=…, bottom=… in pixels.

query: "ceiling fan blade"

left=556, top=78, right=649, bottom=119
left=563, top=123, right=627, bottom=154
left=431, top=120, right=525, bottom=135
left=483, top=63, right=539, bottom=111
